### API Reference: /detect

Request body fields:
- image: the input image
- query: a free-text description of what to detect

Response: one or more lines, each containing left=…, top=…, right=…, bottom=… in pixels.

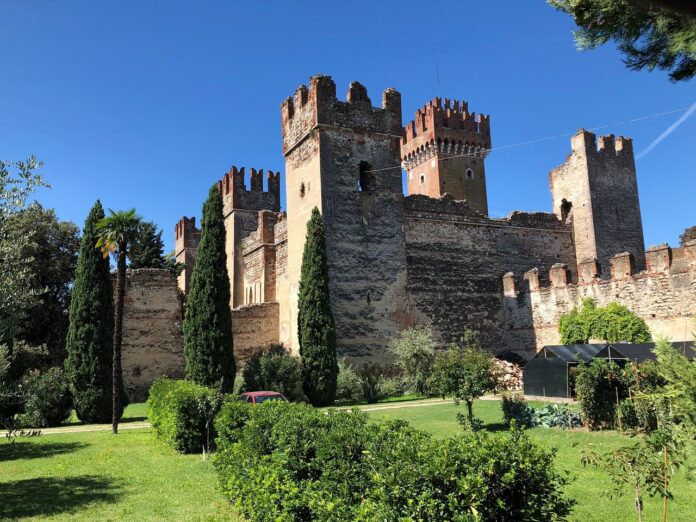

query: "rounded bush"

left=19, top=368, right=72, bottom=427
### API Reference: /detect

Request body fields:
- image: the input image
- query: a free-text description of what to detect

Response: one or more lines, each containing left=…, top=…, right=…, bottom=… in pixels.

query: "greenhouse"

left=523, top=341, right=695, bottom=399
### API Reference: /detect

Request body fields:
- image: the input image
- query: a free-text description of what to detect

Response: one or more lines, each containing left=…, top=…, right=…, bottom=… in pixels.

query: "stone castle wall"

left=403, top=195, right=576, bottom=356
left=121, top=269, right=184, bottom=401
left=502, top=242, right=696, bottom=355
left=231, top=302, right=280, bottom=364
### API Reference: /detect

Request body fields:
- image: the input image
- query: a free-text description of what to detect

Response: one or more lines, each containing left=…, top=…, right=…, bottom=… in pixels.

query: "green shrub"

left=357, top=363, right=401, bottom=404
left=240, top=344, right=304, bottom=401
left=559, top=299, right=651, bottom=344
left=616, top=399, right=640, bottom=431
left=147, top=378, right=222, bottom=454
left=532, top=404, right=583, bottom=429
left=501, top=394, right=534, bottom=428
left=389, top=326, right=436, bottom=395
left=625, top=360, right=667, bottom=431
left=575, top=359, right=629, bottom=430
left=213, top=401, right=574, bottom=521
left=213, top=397, right=252, bottom=450
left=335, top=359, right=362, bottom=403
left=18, top=368, right=72, bottom=427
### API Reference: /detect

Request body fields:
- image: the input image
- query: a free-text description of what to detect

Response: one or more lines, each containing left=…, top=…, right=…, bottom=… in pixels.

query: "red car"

left=237, top=391, right=288, bottom=405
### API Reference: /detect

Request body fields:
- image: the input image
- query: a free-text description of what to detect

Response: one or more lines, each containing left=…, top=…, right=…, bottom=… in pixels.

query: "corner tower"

left=401, top=98, right=491, bottom=215
left=549, top=130, right=645, bottom=275
left=281, top=75, right=408, bottom=358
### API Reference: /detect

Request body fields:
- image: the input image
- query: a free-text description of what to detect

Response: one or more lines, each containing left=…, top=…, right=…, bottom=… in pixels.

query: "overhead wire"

left=362, top=105, right=693, bottom=174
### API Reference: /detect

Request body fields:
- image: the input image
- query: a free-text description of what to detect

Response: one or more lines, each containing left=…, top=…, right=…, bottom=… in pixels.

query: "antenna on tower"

left=435, top=61, right=440, bottom=94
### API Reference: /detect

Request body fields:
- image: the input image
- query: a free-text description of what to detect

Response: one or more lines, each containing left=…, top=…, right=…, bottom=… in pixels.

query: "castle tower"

left=218, top=166, right=281, bottom=308
left=174, top=216, right=201, bottom=293
left=281, top=75, right=408, bottom=357
left=549, top=129, right=645, bottom=275
left=401, top=98, right=491, bottom=215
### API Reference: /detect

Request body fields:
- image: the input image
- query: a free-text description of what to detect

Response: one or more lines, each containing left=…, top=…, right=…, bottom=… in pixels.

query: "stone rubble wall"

left=121, top=269, right=184, bottom=401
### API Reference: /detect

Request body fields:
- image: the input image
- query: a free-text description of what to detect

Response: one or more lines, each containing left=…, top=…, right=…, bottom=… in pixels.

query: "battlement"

left=570, top=129, right=633, bottom=158
left=218, top=166, right=280, bottom=212
left=281, top=74, right=402, bottom=154
left=503, top=242, right=696, bottom=297
left=174, top=216, right=200, bottom=252
left=401, top=97, right=491, bottom=168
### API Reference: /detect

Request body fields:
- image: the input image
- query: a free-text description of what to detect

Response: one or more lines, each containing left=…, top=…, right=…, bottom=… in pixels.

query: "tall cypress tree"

left=298, top=207, right=338, bottom=406
left=183, top=185, right=234, bottom=392
left=64, top=200, right=123, bottom=423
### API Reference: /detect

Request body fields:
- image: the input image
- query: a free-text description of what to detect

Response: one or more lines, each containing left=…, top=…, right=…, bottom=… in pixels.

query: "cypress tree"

left=183, top=185, right=235, bottom=392
left=129, top=221, right=165, bottom=269
left=64, top=200, right=122, bottom=423
left=298, top=207, right=338, bottom=406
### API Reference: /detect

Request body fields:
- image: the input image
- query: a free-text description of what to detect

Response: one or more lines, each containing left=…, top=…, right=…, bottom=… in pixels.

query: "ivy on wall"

left=559, top=299, right=652, bottom=345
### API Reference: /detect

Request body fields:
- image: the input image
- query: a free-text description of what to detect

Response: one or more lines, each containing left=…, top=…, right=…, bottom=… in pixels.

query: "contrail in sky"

left=636, top=100, right=696, bottom=159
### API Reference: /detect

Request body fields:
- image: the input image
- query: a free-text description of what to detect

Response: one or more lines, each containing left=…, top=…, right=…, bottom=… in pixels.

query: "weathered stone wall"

left=231, top=302, right=280, bottom=365
left=121, top=269, right=184, bottom=401
left=502, top=242, right=696, bottom=356
left=282, top=75, right=408, bottom=359
left=404, top=195, right=576, bottom=356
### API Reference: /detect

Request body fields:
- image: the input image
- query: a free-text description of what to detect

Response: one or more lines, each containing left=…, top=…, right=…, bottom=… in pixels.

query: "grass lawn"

left=3, top=399, right=695, bottom=521
left=0, top=418, right=241, bottom=521
left=369, top=399, right=696, bottom=522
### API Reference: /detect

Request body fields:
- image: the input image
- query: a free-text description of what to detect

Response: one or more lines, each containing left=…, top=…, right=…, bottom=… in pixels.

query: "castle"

left=170, top=74, right=696, bottom=365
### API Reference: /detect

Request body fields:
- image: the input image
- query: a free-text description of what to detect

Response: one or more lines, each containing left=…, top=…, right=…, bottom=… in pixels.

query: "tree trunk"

left=112, top=248, right=126, bottom=434
left=466, top=400, right=474, bottom=422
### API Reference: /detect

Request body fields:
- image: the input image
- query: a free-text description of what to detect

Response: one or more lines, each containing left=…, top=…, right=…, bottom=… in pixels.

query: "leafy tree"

left=241, top=344, right=304, bottom=402
left=96, top=208, right=143, bottom=434
left=64, top=201, right=120, bottom=424
left=6, top=204, right=79, bottom=365
left=559, top=299, right=651, bottom=344
left=680, top=225, right=696, bottom=246
left=390, top=326, right=436, bottom=395
left=0, top=157, right=48, bottom=344
left=429, top=338, right=499, bottom=423
left=183, top=186, right=234, bottom=393
left=298, top=207, right=338, bottom=407
left=575, top=358, right=629, bottom=429
left=549, top=0, right=696, bottom=82
left=129, top=221, right=165, bottom=269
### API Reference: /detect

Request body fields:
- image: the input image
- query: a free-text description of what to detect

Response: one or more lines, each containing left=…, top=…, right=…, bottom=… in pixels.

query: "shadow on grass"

left=0, top=441, right=88, bottom=462
left=0, top=475, right=121, bottom=519
left=483, top=422, right=509, bottom=433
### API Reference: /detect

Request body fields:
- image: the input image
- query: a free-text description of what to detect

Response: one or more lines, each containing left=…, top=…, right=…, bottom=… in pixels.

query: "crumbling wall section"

left=121, top=269, right=184, bottom=401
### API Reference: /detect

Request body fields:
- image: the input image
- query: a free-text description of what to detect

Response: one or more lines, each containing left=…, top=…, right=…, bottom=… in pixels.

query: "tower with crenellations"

left=401, top=97, right=491, bottom=215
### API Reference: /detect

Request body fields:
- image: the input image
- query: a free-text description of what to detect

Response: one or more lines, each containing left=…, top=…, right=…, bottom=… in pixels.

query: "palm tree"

left=96, top=209, right=142, bottom=434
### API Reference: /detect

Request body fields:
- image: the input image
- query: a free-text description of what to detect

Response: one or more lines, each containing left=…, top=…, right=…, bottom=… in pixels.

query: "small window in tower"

left=442, top=117, right=448, bottom=127
left=465, top=168, right=474, bottom=180
left=299, top=182, right=306, bottom=198
left=561, top=199, right=572, bottom=222
left=358, top=161, right=376, bottom=192
left=420, top=174, right=425, bottom=185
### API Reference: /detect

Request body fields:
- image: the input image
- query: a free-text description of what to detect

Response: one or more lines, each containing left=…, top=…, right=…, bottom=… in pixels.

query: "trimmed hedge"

left=213, top=401, right=574, bottom=521
left=147, top=378, right=221, bottom=454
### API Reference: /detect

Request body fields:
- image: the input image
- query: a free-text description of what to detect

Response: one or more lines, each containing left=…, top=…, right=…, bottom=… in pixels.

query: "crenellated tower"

left=549, top=129, right=645, bottom=275
left=218, top=166, right=281, bottom=308
left=281, top=75, right=408, bottom=357
left=401, top=97, right=491, bottom=215
left=174, top=216, right=201, bottom=293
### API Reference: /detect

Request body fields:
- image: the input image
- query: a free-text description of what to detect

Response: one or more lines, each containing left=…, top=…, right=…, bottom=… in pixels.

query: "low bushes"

left=213, top=401, right=574, bottom=521
left=335, top=360, right=362, bottom=403
left=147, top=378, right=222, bottom=454
left=17, top=367, right=72, bottom=428
left=501, top=395, right=582, bottom=429
left=241, top=344, right=305, bottom=402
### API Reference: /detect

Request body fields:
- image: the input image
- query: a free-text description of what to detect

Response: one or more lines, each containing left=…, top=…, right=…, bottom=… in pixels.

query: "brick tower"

left=550, top=130, right=646, bottom=275
left=401, top=98, right=491, bottom=215
left=281, top=75, right=408, bottom=357
left=174, top=216, right=200, bottom=293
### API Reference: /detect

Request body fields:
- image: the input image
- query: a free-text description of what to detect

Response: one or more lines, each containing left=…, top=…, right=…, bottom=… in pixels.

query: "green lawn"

left=369, top=399, right=696, bottom=522
left=3, top=399, right=695, bottom=521
left=0, top=427, right=241, bottom=520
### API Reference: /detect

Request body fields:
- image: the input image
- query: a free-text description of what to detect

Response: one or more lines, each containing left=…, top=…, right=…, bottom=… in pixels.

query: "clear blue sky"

left=2, top=1, right=694, bottom=252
